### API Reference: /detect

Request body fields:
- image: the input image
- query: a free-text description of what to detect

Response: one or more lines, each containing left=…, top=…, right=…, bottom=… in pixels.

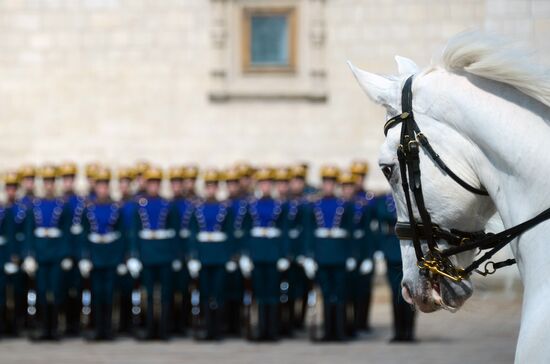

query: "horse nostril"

left=401, top=282, right=414, bottom=304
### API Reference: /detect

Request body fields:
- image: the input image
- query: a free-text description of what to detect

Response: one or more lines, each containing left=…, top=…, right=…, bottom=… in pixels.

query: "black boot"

left=266, top=304, right=279, bottom=341
left=158, top=304, right=170, bottom=341
left=118, top=294, right=132, bottom=334
left=64, top=294, right=80, bottom=337
left=322, top=304, right=333, bottom=341
left=334, top=304, right=347, bottom=341
left=0, top=305, right=5, bottom=338
left=104, top=304, right=114, bottom=341
left=87, top=303, right=104, bottom=341
left=49, top=304, right=60, bottom=341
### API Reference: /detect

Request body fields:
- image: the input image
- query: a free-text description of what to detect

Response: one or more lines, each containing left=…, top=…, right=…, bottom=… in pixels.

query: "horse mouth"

left=404, top=275, right=470, bottom=313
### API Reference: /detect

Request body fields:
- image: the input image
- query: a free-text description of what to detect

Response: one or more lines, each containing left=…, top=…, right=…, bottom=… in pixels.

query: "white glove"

left=239, top=256, right=254, bottom=278
left=296, top=255, right=306, bottom=266
left=225, top=260, right=237, bottom=272
left=172, top=259, right=183, bottom=272
left=78, top=259, right=93, bottom=278
left=303, top=258, right=317, bottom=279
left=277, top=258, right=290, bottom=272
left=117, top=263, right=128, bottom=276
left=187, top=259, right=201, bottom=279
left=127, top=258, right=142, bottom=279
left=22, top=257, right=38, bottom=276
left=4, top=262, right=18, bottom=275
left=61, top=258, right=73, bottom=271
left=359, top=259, right=374, bottom=275
left=346, top=258, right=357, bottom=272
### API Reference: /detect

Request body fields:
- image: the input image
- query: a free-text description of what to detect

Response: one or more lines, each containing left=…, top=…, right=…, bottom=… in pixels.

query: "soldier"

left=78, top=168, right=125, bottom=341
left=116, top=167, right=137, bottom=334
left=299, top=163, right=317, bottom=196
left=18, top=165, right=36, bottom=207
left=239, top=168, right=289, bottom=341
left=4, top=172, right=24, bottom=335
left=59, top=162, right=85, bottom=336
left=223, top=168, right=247, bottom=335
left=0, top=174, right=16, bottom=338
left=375, top=193, right=416, bottom=342
left=348, top=163, right=377, bottom=332
left=274, top=167, right=291, bottom=201
left=169, top=166, right=192, bottom=335
left=182, top=165, right=199, bottom=200
left=134, top=160, right=151, bottom=198
left=303, top=166, right=355, bottom=341
left=126, top=167, right=180, bottom=340
left=21, top=165, right=72, bottom=341
left=235, top=163, right=254, bottom=197
left=285, top=165, right=310, bottom=330
left=187, top=169, right=234, bottom=340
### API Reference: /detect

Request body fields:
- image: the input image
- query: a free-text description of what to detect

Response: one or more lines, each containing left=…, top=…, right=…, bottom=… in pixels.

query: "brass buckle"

left=417, top=252, right=466, bottom=282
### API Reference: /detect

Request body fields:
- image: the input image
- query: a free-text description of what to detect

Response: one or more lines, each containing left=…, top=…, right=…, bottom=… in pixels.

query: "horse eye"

left=380, top=164, right=394, bottom=181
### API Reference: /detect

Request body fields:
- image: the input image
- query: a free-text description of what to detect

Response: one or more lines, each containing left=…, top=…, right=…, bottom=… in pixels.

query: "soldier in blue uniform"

left=187, top=169, right=234, bottom=340
left=168, top=166, right=192, bottom=335
left=133, top=161, right=151, bottom=198
left=78, top=168, right=125, bottom=340
left=127, top=167, right=180, bottom=340
left=18, top=165, right=36, bottom=208
left=0, top=176, right=16, bottom=338
left=286, top=165, right=310, bottom=330
left=223, top=168, right=247, bottom=335
left=235, top=163, right=254, bottom=197
left=349, top=162, right=377, bottom=332
left=304, top=166, right=355, bottom=341
left=4, top=172, right=24, bottom=335
left=59, top=162, right=86, bottom=336
left=375, top=193, right=416, bottom=342
left=240, top=168, right=289, bottom=341
left=182, top=165, right=199, bottom=200
left=21, top=165, right=72, bottom=340
left=116, top=167, right=137, bottom=334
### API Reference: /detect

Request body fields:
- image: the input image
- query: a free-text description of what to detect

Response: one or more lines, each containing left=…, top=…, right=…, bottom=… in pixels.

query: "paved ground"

left=0, top=286, right=521, bottom=364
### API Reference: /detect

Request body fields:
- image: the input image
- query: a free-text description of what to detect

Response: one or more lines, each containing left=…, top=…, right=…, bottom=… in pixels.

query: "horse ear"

left=347, top=61, right=395, bottom=106
left=395, top=55, right=419, bottom=75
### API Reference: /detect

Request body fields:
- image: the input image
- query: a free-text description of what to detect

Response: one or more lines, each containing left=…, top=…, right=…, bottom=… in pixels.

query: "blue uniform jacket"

left=229, top=197, right=248, bottom=256
left=129, top=196, right=180, bottom=266
left=305, top=196, right=354, bottom=265
left=375, top=194, right=402, bottom=263
left=65, top=193, right=87, bottom=259
left=188, top=199, right=235, bottom=266
left=287, top=196, right=309, bottom=259
left=172, top=197, right=195, bottom=261
left=79, top=200, right=126, bottom=268
left=242, top=197, right=289, bottom=263
left=352, top=193, right=377, bottom=262
left=0, top=206, right=15, bottom=265
left=23, top=197, right=72, bottom=264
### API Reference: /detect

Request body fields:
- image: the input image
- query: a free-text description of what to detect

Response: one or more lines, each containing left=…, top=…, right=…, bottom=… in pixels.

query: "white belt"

left=250, top=227, right=282, bottom=238
left=88, top=232, right=121, bottom=244
left=179, top=228, right=191, bottom=239
left=139, top=229, right=176, bottom=240
left=314, top=228, right=348, bottom=239
left=70, top=224, right=83, bottom=235
left=0, top=236, right=6, bottom=246
left=197, top=231, right=227, bottom=243
left=34, top=227, right=62, bottom=238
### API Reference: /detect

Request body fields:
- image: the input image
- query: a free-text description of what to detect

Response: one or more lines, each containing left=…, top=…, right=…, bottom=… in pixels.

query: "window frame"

left=241, top=6, right=297, bottom=74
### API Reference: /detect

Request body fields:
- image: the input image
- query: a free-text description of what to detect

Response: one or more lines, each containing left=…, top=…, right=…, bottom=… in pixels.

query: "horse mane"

left=435, top=31, right=550, bottom=107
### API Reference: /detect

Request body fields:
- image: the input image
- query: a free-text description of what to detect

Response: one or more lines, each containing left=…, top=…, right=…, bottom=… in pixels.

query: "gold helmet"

left=203, top=169, right=220, bottom=184
left=118, top=167, right=136, bottom=181
left=274, top=167, right=291, bottom=182
left=338, top=171, right=358, bottom=185
left=4, top=171, right=20, bottom=186
left=18, top=165, right=36, bottom=179
left=235, top=162, right=253, bottom=178
left=183, top=165, right=199, bottom=180
left=254, top=167, right=273, bottom=182
left=223, top=168, right=241, bottom=182
left=135, top=160, right=151, bottom=177
left=143, top=166, right=163, bottom=181
left=39, top=165, right=58, bottom=179
left=85, top=162, right=100, bottom=179
left=168, top=166, right=185, bottom=180
left=58, top=162, right=77, bottom=177
left=320, top=165, right=340, bottom=180
left=350, top=160, right=369, bottom=176
left=290, top=165, right=307, bottom=179
left=94, top=167, right=112, bottom=182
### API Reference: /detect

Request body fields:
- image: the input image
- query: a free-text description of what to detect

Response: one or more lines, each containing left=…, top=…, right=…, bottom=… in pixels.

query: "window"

left=242, top=7, right=296, bottom=73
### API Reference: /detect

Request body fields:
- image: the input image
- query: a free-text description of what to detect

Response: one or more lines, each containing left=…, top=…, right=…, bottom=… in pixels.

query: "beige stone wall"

left=0, top=0, right=548, bottom=191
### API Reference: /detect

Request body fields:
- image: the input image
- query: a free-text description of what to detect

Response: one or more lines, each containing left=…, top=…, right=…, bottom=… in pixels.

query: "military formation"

left=0, top=160, right=415, bottom=342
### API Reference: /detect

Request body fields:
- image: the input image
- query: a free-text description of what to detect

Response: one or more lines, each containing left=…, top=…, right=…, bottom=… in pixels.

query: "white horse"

left=348, top=32, right=550, bottom=363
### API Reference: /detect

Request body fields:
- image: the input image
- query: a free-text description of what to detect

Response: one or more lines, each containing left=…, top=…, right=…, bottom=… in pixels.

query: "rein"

left=385, top=75, right=550, bottom=282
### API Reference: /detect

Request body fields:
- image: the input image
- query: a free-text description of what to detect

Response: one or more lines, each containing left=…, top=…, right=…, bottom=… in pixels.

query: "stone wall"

left=0, top=0, right=548, bottom=190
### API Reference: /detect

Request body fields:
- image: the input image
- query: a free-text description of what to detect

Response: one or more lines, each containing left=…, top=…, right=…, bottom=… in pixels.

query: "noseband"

left=385, top=75, right=550, bottom=282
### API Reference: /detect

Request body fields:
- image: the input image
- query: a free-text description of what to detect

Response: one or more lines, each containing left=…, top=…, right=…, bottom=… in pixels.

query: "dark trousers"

left=199, top=265, right=226, bottom=306
left=252, top=263, right=280, bottom=305
left=36, top=263, right=63, bottom=305
left=386, top=261, right=416, bottom=341
left=317, top=264, right=346, bottom=305
left=91, top=267, right=116, bottom=305
left=142, top=264, right=173, bottom=339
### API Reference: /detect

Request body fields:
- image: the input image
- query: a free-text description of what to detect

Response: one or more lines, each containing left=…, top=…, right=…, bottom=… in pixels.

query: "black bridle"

left=385, top=75, right=550, bottom=282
